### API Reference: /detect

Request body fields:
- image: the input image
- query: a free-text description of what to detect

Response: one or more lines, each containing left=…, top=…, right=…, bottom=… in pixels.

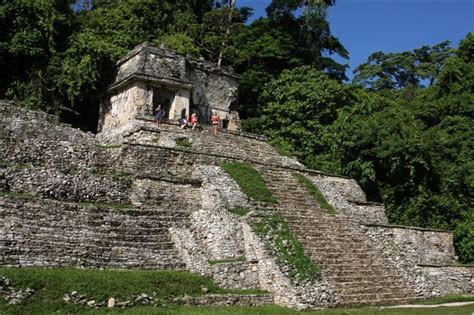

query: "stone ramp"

left=260, top=167, right=419, bottom=306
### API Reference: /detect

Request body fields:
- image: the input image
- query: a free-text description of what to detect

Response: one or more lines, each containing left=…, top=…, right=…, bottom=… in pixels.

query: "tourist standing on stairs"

left=211, top=112, right=219, bottom=136
left=154, top=104, right=165, bottom=127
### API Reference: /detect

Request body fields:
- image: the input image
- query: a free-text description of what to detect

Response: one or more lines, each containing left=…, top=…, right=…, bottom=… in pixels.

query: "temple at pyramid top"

left=98, top=42, right=239, bottom=134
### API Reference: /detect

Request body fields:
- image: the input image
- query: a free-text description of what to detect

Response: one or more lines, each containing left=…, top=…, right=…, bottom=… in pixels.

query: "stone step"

left=321, top=268, right=399, bottom=278
left=334, top=283, right=409, bottom=295
left=14, top=240, right=179, bottom=253
left=303, top=245, right=371, bottom=253
left=297, top=234, right=369, bottom=244
left=332, top=279, right=408, bottom=288
left=319, top=261, right=389, bottom=270
left=326, top=274, right=403, bottom=283
left=334, top=295, right=419, bottom=307
left=89, top=239, right=176, bottom=250
left=85, top=259, right=186, bottom=270
left=92, top=232, right=172, bottom=243
left=9, top=232, right=172, bottom=244
left=335, top=292, right=416, bottom=305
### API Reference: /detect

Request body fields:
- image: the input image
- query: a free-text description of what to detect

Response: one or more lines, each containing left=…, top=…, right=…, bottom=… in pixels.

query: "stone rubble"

left=0, top=277, right=34, bottom=305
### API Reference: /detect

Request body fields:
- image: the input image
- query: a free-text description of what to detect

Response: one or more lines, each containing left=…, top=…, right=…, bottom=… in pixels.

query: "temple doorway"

left=153, top=87, right=174, bottom=119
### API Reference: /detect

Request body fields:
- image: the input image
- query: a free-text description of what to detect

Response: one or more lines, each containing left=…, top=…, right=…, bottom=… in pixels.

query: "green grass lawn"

left=0, top=267, right=264, bottom=314
left=2, top=267, right=473, bottom=315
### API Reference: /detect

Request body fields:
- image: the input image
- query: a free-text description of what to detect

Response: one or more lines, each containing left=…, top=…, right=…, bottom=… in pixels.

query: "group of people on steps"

left=154, top=104, right=220, bottom=136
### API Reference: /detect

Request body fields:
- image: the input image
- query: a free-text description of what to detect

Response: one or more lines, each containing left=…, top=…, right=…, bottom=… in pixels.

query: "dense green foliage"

left=1, top=1, right=472, bottom=263
left=259, top=34, right=474, bottom=262
left=293, top=173, right=336, bottom=214
left=221, top=162, right=277, bottom=203
left=254, top=213, right=321, bottom=282
left=0, top=0, right=346, bottom=130
left=353, top=41, right=453, bottom=89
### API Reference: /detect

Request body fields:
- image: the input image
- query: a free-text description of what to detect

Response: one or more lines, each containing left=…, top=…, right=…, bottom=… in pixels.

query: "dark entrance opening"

left=153, top=87, right=174, bottom=119
left=222, top=119, right=229, bottom=129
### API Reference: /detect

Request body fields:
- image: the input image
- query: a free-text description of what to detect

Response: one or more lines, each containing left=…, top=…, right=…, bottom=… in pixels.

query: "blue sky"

left=238, top=0, right=474, bottom=80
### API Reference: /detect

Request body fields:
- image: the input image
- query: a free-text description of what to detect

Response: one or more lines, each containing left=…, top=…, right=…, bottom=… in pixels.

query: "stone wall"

left=361, top=224, right=461, bottom=296
left=170, top=164, right=335, bottom=308
left=1, top=102, right=107, bottom=174
left=1, top=196, right=185, bottom=269
left=173, top=294, right=274, bottom=307
left=308, top=173, right=388, bottom=224
left=419, top=265, right=474, bottom=295
left=364, top=225, right=457, bottom=265
left=1, top=167, right=131, bottom=204
left=99, top=82, right=153, bottom=133
left=187, top=69, right=238, bottom=122
left=119, top=126, right=303, bottom=172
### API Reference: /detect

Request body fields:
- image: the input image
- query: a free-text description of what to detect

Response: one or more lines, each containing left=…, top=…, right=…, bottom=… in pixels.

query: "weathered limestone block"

left=119, top=127, right=303, bottom=171
left=362, top=224, right=461, bottom=297
left=191, top=209, right=245, bottom=260
left=308, top=173, right=388, bottom=224
left=1, top=102, right=106, bottom=173
left=1, top=196, right=184, bottom=269
left=100, top=82, right=153, bottom=132
left=242, top=224, right=335, bottom=309
left=194, top=165, right=250, bottom=211
left=419, top=266, right=474, bottom=295
left=1, top=167, right=131, bottom=204
left=364, top=225, right=457, bottom=265
left=227, top=111, right=241, bottom=132
left=130, top=178, right=201, bottom=210
left=170, top=227, right=210, bottom=275
left=211, top=261, right=260, bottom=290
left=173, top=294, right=274, bottom=307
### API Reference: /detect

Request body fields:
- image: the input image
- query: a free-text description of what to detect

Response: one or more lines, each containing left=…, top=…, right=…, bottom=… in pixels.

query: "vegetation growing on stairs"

left=253, top=213, right=320, bottom=282
left=228, top=207, right=251, bottom=216
left=293, top=173, right=337, bottom=215
left=221, top=162, right=277, bottom=204
left=176, top=138, right=192, bottom=147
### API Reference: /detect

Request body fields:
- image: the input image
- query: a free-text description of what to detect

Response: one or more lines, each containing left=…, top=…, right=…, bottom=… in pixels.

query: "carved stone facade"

left=98, top=43, right=239, bottom=135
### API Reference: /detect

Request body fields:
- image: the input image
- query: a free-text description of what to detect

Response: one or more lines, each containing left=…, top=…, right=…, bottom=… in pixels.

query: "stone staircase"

left=1, top=196, right=187, bottom=270
left=259, top=167, right=420, bottom=306
left=124, top=124, right=302, bottom=169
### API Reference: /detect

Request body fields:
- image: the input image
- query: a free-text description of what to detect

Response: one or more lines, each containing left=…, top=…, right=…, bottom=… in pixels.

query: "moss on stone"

left=253, top=213, right=320, bottom=282
left=176, top=138, right=192, bottom=147
left=228, top=207, right=251, bottom=216
left=293, top=173, right=336, bottom=215
left=221, top=162, right=277, bottom=204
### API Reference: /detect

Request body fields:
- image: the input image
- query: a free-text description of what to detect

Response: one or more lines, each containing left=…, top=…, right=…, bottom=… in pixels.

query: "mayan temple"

left=1, top=44, right=472, bottom=310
